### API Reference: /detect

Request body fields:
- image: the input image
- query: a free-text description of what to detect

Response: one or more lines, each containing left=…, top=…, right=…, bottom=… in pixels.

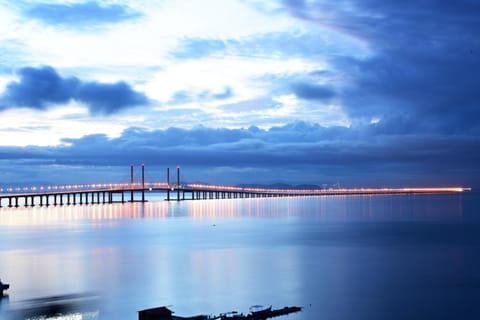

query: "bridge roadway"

left=0, top=182, right=470, bottom=208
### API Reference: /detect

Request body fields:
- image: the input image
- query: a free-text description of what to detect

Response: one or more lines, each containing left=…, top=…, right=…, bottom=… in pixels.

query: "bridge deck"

left=0, top=184, right=470, bottom=208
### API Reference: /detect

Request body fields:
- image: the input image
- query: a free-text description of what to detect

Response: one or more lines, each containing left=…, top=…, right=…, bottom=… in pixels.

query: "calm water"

left=1, top=192, right=480, bottom=320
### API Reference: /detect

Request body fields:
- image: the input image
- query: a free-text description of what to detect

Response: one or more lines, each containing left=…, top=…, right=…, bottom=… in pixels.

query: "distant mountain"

left=237, top=183, right=322, bottom=190
left=185, top=181, right=324, bottom=190
left=295, top=184, right=323, bottom=189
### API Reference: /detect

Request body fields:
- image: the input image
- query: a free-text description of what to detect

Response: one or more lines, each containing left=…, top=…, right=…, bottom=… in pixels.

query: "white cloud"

left=0, top=0, right=352, bottom=145
left=147, top=56, right=320, bottom=104
left=141, top=0, right=294, bottom=38
left=0, top=102, right=141, bottom=146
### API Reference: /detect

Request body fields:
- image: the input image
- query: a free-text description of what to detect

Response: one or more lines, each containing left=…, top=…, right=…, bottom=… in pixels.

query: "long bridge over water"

left=0, top=165, right=471, bottom=208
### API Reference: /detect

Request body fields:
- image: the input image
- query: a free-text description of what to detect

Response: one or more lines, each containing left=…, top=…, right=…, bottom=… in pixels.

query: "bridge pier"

left=166, top=168, right=171, bottom=201
left=142, top=164, right=145, bottom=202
left=176, top=166, right=180, bottom=201
left=130, top=164, right=134, bottom=202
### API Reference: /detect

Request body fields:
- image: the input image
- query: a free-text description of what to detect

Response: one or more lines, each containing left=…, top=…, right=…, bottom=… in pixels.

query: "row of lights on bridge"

left=0, top=164, right=182, bottom=194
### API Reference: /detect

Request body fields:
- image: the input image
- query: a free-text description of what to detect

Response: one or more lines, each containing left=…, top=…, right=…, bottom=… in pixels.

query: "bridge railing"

left=0, top=182, right=173, bottom=195
left=0, top=181, right=470, bottom=197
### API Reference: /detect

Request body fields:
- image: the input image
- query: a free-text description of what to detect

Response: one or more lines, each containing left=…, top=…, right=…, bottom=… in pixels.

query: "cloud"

left=172, top=38, right=228, bottom=59
left=334, top=47, right=480, bottom=133
left=0, top=66, right=149, bottom=115
left=279, top=0, right=480, bottom=134
left=1, top=122, right=479, bottom=187
left=0, top=40, right=29, bottom=73
left=290, top=82, right=335, bottom=101
left=168, top=87, right=234, bottom=105
left=0, top=66, right=78, bottom=110
left=77, top=81, right=150, bottom=115
left=22, top=1, right=142, bottom=28
left=171, top=29, right=367, bottom=61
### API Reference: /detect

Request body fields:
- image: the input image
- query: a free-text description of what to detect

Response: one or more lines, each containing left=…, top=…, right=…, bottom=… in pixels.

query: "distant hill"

left=185, top=181, right=325, bottom=190
left=237, top=183, right=323, bottom=190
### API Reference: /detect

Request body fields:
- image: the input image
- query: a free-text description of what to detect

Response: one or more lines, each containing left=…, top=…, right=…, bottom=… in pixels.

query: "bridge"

left=0, top=165, right=471, bottom=208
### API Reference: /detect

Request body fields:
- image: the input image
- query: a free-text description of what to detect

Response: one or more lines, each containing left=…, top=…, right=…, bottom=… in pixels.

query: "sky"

left=0, top=0, right=479, bottom=188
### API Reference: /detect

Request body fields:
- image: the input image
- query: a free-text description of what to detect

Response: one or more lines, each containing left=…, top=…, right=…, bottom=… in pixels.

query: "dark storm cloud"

left=0, top=66, right=78, bottom=110
left=22, top=1, right=142, bottom=27
left=77, top=81, right=149, bottom=115
left=0, top=66, right=149, bottom=115
left=291, top=82, right=335, bottom=101
left=2, top=122, right=479, bottom=187
left=281, top=0, right=480, bottom=134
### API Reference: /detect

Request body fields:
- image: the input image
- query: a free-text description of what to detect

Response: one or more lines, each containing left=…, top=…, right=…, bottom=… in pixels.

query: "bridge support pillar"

left=176, top=166, right=180, bottom=201
left=142, top=164, right=145, bottom=202
left=167, top=167, right=170, bottom=201
left=130, top=164, right=134, bottom=202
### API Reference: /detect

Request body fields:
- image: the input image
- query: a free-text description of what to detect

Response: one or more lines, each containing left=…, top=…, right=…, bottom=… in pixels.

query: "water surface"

left=1, top=193, right=479, bottom=320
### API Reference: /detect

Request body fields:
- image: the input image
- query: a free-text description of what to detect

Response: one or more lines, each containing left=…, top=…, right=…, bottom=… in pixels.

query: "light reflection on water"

left=1, top=193, right=479, bottom=320
left=0, top=193, right=466, bottom=225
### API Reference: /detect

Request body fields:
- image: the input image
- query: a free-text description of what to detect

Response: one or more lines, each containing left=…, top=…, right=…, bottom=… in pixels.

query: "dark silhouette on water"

left=0, top=279, right=9, bottom=296
left=138, top=305, right=302, bottom=320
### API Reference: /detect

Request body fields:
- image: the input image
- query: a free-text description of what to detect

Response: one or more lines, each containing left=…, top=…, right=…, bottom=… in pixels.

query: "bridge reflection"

left=0, top=194, right=465, bottom=226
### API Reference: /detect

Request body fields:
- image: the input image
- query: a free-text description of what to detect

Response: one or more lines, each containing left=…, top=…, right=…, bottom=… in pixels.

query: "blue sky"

left=0, top=0, right=479, bottom=188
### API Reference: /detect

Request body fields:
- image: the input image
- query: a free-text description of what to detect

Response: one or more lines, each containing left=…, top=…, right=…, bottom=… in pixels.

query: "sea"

left=1, top=192, right=480, bottom=320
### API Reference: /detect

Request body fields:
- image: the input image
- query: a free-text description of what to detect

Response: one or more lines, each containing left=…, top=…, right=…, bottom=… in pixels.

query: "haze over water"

left=1, top=193, right=480, bottom=320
